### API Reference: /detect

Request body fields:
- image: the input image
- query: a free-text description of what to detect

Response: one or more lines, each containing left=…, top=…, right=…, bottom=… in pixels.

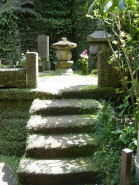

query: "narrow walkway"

left=37, top=73, right=98, bottom=94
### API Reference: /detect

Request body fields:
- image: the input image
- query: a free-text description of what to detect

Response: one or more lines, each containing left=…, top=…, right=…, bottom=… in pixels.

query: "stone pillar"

left=120, top=148, right=133, bottom=185
left=136, top=128, right=139, bottom=183
left=98, top=50, right=111, bottom=87
left=87, top=20, right=120, bottom=88
left=98, top=49, right=120, bottom=88
left=37, top=35, right=50, bottom=71
left=26, top=52, right=38, bottom=88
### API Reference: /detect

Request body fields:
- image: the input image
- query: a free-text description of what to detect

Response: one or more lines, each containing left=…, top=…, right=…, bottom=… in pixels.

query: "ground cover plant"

left=92, top=101, right=136, bottom=184
left=0, top=100, right=32, bottom=178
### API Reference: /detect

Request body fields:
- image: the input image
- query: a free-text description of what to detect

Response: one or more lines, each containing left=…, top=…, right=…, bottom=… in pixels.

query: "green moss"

left=0, top=89, right=55, bottom=100
left=61, top=87, right=118, bottom=101
left=0, top=101, right=31, bottom=156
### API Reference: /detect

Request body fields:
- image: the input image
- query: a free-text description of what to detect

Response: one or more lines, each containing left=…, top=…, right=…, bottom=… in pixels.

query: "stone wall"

left=0, top=69, right=26, bottom=88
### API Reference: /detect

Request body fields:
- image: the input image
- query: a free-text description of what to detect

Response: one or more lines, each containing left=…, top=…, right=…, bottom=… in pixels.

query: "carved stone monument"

left=87, top=20, right=120, bottom=88
left=26, top=52, right=38, bottom=88
left=52, top=37, right=77, bottom=74
left=37, top=35, right=50, bottom=71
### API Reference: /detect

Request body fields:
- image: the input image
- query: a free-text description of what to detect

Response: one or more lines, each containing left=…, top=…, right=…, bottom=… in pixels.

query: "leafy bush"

left=93, top=101, right=136, bottom=185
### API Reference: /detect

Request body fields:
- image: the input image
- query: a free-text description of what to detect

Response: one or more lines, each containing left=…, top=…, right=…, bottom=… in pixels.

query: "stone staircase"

left=17, top=99, right=102, bottom=185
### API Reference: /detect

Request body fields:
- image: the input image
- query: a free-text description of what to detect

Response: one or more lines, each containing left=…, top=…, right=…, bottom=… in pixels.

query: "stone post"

left=37, top=35, right=50, bottom=71
left=98, top=50, right=111, bottom=87
left=120, top=148, right=133, bottom=185
left=87, top=20, right=120, bottom=88
left=26, top=52, right=38, bottom=88
left=136, top=129, right=139, bottom=183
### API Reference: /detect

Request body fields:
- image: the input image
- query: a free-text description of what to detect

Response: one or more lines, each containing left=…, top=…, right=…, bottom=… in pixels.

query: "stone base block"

left=54, top=61, right=73, bottom=74
left=55, top=68, right=73, bottom=74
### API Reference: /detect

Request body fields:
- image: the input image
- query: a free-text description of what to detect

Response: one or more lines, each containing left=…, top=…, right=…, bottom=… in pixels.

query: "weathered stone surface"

left=87, top=20, right=113, bottom=43
left=0, top=163, right=16, bottom=185
left=98, top=50, right=120, bottom=88
left=16, top=83, right=102, bottom=184
left=17, top=158, right=96, bottom=185
left=52, top=37, right=77, bottom=50
left=52, top=37, right=77, bottom=74
left=37, top=35, right=49, bottom=60
left=30, top=99, right=102, bottom=115
left=26, top=52, right=38, bottom=88
left=26, top=114, right=98, bottom=134
left=37, top=35, right=50, bottom=70
left=54, top=61, right=73, bottom=69
left=54, top=61, right=73, bottom=74
left=25, top=133, right=95, bottom=158
left=87, top=20, right=120, bottom=88
left=0, top=68, right=26, bottom=88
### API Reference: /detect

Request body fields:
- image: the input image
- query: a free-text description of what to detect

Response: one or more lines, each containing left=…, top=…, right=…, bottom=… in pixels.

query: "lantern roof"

left=87, top=20, right=113, bottom=43
left=52, top=37, right=77, bottom=50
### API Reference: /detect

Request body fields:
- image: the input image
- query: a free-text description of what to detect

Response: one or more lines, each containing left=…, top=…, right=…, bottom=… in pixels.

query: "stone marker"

left=120, top=148, right=133, bottom=185
left=26, top=52, right=38, bottom=88
left=87, top=20, right=120, bottom=88
left=37, top=35, right=50, bottom=70
left=136, top=129, right=139, bottom=183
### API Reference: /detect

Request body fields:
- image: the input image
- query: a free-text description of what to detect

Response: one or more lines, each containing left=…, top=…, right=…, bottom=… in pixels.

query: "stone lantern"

left=87, top=20, right=119, bottom=88
left=52, top=37, right=77, bottom=74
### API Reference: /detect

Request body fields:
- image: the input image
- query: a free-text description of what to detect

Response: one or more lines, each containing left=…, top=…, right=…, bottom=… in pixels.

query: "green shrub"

left=93, top=101, right=136, bottom=185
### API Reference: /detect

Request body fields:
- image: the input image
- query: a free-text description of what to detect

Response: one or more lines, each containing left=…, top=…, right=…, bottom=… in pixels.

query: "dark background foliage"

left=0, top=0, right=96, bottom=68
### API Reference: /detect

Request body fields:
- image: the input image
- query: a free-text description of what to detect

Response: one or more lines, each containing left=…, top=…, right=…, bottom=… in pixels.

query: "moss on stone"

left=0, top=89, right=55, bottom=100
left=61, top=86, right=118, bottom=101
left=0, top=69, right=26, bottom=88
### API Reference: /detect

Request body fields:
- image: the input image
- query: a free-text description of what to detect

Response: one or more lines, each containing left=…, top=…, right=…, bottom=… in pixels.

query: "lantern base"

left=55, top=68, right=73, bottom=74
left=54, top=61, right=73, bottom=74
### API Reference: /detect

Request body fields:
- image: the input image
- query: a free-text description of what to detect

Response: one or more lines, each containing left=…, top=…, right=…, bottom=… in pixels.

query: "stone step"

left=17, top=157, right=97, bottom=185
left=26, top=114, right=98, bottom=134
left=30, top=99, right=102, bottom=116
left=26, top=134, right=95, bottom=158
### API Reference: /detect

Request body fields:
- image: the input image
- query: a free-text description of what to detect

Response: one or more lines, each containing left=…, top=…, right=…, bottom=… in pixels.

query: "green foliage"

left=0, top=100, right=31, bottom=156
left=0, top=2, right=38, bottom=64
left=86, top=0, right=139, bottom=104
left=0, top=12, right=20, bottom=64
left=73, top=0, right=96, bottom=64
left=17, top=53, right=26, bottom=68
left=93, top=101, right=136, bottom=184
